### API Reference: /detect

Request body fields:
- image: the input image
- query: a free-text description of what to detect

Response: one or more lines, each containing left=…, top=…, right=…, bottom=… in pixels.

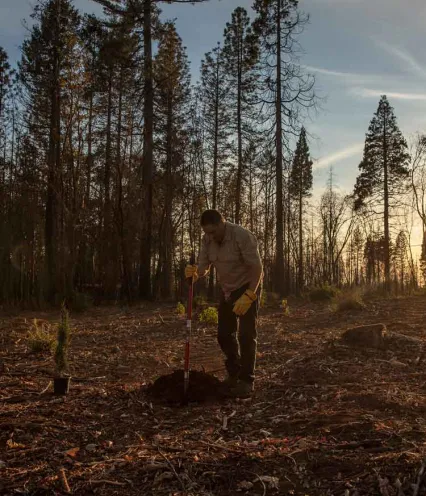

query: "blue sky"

left=1, top=0, right=426, bottom=198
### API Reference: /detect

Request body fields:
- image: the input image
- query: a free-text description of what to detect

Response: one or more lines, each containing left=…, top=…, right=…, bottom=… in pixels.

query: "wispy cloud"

left=315, top=144, right=363, bottom=170
left=352, top=87, right=426, bottom=101
left=304, top=65, right=382, bottom=84
left=376, top=41, right=426, bottom=80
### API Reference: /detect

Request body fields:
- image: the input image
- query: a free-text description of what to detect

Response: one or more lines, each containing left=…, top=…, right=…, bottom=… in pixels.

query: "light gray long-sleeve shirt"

left=198, top=221, right=263, bottom=299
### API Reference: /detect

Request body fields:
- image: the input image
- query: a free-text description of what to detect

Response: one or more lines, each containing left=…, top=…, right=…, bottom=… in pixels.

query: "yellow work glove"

left=185, top=264, right=199, bottom=283
left=233, top=289, right=257, bottom=316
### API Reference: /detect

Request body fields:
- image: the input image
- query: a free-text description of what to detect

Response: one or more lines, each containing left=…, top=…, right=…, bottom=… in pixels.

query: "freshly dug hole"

left=145, top=369, right=225, bottom=404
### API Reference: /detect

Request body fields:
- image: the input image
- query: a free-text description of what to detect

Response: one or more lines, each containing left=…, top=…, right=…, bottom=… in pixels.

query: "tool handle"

left=187, top=253, right=195, bottom=321
left=184, top=253, right=195, bottom=402
left=187, top=284, right=193, bottom=321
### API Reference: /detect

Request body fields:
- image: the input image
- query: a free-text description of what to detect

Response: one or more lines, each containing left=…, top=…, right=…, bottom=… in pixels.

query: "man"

left=185, top=210, right=263, bottom=398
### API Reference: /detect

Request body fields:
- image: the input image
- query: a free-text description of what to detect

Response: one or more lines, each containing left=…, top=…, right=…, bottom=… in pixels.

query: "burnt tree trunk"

left=235, top=33, right=243, bottom=225
left=383, top=115, right=390, bottom=291
left=140, top=0, right=154, bottom=300
left=274, top=0, right=285, bottom=296
left=45, top=0, right=61, bottom=302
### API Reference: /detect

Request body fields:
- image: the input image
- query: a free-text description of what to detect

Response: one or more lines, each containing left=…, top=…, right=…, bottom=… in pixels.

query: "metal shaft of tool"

left=184, top=254, right=195, bottom=400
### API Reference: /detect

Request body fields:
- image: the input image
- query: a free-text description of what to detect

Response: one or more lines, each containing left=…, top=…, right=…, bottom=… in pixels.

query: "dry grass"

left=334, top=287, right=366, bottom=312
left=308, top=283, right=340, bottom=302
left=26, top=318, right=55, bottom=353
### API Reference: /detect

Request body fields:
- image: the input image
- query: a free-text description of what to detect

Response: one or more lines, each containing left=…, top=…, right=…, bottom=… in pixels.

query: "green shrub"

left=176, top=301, right=186, bottom=315
left=308, top=284, right=340, bottom=302
left=55, top=303, right=71, bottom=377
left=199, top=306, right=218, bottom=325
left=335, top=289, right=366, bottom=312
left=27, top=319, right=55, bottom=353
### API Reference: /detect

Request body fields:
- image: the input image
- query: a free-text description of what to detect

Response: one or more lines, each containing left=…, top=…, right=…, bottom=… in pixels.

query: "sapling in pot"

left=53, top=303, right=71, bottom=395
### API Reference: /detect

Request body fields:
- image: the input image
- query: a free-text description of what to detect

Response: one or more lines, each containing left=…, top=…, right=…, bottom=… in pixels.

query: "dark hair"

left=200, top=209, right=224, bottom=226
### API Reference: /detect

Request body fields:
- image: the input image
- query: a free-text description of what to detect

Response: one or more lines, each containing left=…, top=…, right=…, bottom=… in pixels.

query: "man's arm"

left=237, top=229, right=263, bottom=293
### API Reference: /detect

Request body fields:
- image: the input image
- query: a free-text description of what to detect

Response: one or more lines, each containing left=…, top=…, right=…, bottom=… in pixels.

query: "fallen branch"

left=413, top=458, right=426, bottom=496
left=39, top=381, right=52, bottom=395
left=89, top=479, right=127, bottom=487
left=255, top=474, right=267, bottom=496
left=222, top=410, right=236, bottom=430
left=158, top=314, right=169, bottom=326
left=59, top=468, right=71, bottom=494
left=156, top=448, right=186, bottom=491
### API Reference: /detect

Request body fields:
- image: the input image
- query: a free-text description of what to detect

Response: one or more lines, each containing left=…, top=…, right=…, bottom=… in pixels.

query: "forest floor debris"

left=1, top=295, right=426, bottom=494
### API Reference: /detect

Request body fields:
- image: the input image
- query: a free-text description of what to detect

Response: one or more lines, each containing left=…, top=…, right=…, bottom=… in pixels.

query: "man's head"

left=201, top=209, right=226, bottom=243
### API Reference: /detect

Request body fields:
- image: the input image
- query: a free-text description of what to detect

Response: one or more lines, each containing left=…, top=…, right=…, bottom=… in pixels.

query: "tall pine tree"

left=200, top=43, right=230, bottom=298
left=289, top=126, right=312, bottom=293
left=0, top=47, right=14, bottom=302
left=20, top=0, right=81, bottom=302
left=0, top=47, right=13, bottom=158
left=253, top=0, right=316, bottom=296
left=222, top=7, right=258, bottom=224
left=354, top=95, right=410, bottom=291
left=200, top=43, right=229, bottom=211
left=153, top=21, right=191, bottom=298
left=95, top=0, right=213, bottom=300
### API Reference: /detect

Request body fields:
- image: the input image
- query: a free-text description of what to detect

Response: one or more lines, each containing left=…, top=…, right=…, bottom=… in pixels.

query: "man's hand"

left=233, top=289, right=257, bottom=316
left=185, top=265, right=199, bottom=283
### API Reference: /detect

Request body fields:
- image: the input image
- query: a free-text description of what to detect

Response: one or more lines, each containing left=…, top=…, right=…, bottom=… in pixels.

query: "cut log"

left=341, top=323, right=386, bottom=349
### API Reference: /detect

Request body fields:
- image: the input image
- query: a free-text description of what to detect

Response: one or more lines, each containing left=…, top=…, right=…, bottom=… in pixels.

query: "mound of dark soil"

left=145, top=369, right=225, bottom=404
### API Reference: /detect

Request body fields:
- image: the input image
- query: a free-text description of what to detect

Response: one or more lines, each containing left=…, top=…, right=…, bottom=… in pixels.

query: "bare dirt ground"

left=1, top=295, right=426, bottom=495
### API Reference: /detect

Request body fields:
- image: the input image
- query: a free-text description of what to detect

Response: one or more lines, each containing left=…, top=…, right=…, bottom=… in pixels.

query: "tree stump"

left=341, top=323, right=387, bottom=349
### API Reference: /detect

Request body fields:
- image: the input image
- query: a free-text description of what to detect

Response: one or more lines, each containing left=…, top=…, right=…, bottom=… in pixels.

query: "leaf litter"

left=1, top=297, right=426, bottom=494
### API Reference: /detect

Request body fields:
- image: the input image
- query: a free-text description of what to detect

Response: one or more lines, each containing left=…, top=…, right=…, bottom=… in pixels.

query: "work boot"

left=222, top=375, right=239, bottom=389
left=230, top=380, right=254, bottom=398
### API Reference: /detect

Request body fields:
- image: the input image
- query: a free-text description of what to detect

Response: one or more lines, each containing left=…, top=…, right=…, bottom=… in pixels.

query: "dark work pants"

left=218, top=284, right=260, bottom=384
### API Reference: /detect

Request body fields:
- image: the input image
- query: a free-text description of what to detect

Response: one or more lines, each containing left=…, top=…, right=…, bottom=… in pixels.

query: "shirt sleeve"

left=197, top=236, right=211, bottom=276
left=236, top=228, right=263, bottom=271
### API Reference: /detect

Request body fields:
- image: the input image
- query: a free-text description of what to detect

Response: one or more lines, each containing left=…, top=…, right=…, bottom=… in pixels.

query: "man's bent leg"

left=238, top=294, right=259, bottom=385
left=218, top=294, right=240, bottom=378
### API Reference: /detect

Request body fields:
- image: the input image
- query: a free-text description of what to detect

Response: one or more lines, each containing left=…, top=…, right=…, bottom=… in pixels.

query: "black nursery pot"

left=53, top=376, right=71, bottom=395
